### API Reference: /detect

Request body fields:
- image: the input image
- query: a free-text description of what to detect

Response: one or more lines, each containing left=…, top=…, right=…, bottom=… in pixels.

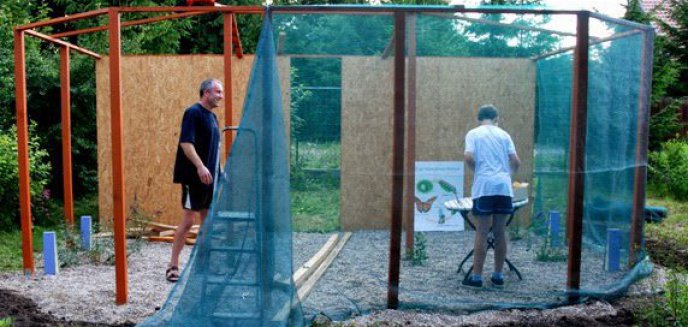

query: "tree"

left=657, top=0, right=688, bottom=96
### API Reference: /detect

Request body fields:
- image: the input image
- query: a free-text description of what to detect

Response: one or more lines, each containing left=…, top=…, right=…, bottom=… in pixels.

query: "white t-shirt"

left=464, top=124, right=517, bottom=199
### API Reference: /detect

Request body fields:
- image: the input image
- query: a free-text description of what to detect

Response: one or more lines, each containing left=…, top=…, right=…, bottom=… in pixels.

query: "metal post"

left=223, top=13, right=234, bottom=159
left=629, top=29, right=653, bottom=266
left=566, top=11, right=589, bottom=303
left=404, top=13, right=417, bottom=255
left=108, top=9, right=128, bottom=305
left=60, top=46, right=74, bottom=225
left=14, top=29, right=34, bottom=275
left=388, top=11, right=406, bottom=310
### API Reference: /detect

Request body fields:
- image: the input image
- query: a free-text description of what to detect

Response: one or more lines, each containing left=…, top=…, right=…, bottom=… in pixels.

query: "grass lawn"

left=645, top=196, right=688, bottom=270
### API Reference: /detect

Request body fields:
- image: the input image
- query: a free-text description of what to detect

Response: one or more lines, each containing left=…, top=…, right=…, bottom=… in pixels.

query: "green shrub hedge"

left=0, top=123, right=51, bottom=230
left=649, top=140, right=688, bottom=200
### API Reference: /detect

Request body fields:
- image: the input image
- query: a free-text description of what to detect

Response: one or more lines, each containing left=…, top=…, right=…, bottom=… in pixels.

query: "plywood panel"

left=341, top=57, right=535, bottom=230
left=97, top=55, right=291, bottom=227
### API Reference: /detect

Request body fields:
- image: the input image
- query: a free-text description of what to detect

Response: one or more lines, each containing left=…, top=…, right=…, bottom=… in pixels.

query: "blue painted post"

left=548, top=211, right=561, bottom=248
left=80, top=215, right=92, bottom=251
left=43, top=231, right=58, bottom=275
left=606, top=228, right=621, bottom=272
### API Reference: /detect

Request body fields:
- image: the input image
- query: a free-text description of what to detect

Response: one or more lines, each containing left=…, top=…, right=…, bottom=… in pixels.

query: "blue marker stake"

left=43, top=231, right=59, bottom=275
left=548, top=211, right=561, bottom=248
left=606, top=228, right=621, bottom=272
left=81, top=215, right=92, bottom=251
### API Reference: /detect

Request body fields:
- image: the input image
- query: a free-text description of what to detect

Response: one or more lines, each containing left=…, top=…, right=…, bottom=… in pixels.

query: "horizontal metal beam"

left=117, top=6, right=264, bottom=13
left=270, top=5, right=581, bottom=15
left=589, top=12, right=654, bottom=31
left=16, top=8, right=109, bottom=31
left=531, top=29, right=642, bottom=61
left=24, top=30, right=101, bottom=59
left=52, top=11, right=207, bottom=38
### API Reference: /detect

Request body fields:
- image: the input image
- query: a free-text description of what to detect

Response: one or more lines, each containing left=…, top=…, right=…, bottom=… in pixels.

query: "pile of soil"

left=0, top=289, right=132, bottom=327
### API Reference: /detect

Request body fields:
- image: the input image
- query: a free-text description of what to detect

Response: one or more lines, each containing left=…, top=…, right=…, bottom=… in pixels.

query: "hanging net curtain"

left=140, top=12, right=304, bottom=327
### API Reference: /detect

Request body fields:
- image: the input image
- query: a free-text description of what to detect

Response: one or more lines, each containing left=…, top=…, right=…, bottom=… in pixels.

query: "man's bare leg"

left=491, top=214, right=508, bottom=274
left=170, top=209, right=197, bottom=269
left=472, top=215, right=492, bottom=277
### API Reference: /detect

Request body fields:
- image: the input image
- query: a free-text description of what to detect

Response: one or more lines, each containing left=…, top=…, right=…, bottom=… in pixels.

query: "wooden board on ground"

left=297, top=232, right=352, bottom=301
left=293, top=233, right=340, bottom=288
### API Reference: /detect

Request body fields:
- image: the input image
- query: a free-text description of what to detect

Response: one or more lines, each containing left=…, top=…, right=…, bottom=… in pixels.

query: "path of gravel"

left=0, top=231, right=659, bottom=325
left=0, top=232, right=332, bottom=325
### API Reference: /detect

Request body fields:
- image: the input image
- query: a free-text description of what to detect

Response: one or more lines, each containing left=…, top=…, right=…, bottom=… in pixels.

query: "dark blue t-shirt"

left=173, top=103, right=220, bottom=186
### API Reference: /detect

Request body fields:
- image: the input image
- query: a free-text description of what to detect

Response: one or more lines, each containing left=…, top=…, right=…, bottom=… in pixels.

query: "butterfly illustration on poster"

left=414, top=161, right=465, bottom=232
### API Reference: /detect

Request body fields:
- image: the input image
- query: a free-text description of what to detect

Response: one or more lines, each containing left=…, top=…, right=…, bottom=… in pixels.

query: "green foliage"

left=535, top=242, right=567, bottom=262
left=648, top=140, right=688, bottom=200
left=624, top=0, right=682, bottom=105
left=408, top=232, right=428, bottom=266
left=0, top=124, right=52, bottom=231
left=0, top=317, right=12, bottom=327
left=291, top=142, right=340, bottom=232
left=638, top=270, right=688, bottom=326
left=657, top=0, right=688, bottom=96
left=649, top=100, right=683, bottom=151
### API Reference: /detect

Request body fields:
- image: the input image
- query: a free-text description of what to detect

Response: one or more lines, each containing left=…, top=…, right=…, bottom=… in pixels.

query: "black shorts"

left=471, top=195, right=513, bottom=216
left=181, top=184, right=214, bottom=211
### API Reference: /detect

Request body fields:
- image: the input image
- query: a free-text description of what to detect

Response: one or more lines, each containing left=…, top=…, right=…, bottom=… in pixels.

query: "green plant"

left=0, top=316, right=13, bottom=327
left=649, top=140, right=688, bottom=200
left=408, top=232, right=428, bottom=266
left=0, top=123, right=52, bottom=231
left=535, top=244, right=567, bottom=262
left=638, top=269, right=688, bottom=326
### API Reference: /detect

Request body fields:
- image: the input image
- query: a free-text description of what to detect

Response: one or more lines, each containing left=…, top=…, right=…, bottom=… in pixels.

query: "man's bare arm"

left=509, top=153, right=521, bottom=173
left=465, top=152, right=476, bottom=171
left=180, top=142, right=212, bottom=185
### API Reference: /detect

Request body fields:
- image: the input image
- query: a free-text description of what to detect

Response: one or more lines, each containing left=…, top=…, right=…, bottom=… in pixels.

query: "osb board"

left=340, top=57, right=395, bottom=230
left=97, top=55, right=291, bottom=227
left=341, top=57, right=535, bottom=230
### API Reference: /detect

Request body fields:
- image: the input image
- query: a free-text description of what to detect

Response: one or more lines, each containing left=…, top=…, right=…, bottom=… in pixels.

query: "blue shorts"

left=471, top=195, right=513, bottom=216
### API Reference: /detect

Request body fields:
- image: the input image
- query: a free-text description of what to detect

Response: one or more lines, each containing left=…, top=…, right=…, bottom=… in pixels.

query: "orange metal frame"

left=14, top=5, right=260, bottom=305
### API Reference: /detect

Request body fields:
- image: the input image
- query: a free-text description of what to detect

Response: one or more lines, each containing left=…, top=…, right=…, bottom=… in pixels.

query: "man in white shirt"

left=462, top=104, right=520, bottom=288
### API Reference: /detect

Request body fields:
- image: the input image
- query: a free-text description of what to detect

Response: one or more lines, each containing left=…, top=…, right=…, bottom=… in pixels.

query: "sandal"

left=166, top=266, right=179, bottom=282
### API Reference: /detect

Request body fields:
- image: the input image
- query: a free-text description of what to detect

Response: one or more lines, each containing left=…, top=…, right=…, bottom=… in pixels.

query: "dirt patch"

left=646, top=238, right=688, bottom=269
left=0, top=289, right=133, bottom=327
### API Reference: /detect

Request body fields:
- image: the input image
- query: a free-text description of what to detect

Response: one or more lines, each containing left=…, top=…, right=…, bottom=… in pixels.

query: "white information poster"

left=414, top=161, right=464, bottom=232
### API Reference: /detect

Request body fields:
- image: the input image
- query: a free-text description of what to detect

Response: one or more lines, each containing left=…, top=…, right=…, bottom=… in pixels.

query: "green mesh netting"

left=139, top=15, right=303, bottom=327
left=143, top=6, right=654, bottom=325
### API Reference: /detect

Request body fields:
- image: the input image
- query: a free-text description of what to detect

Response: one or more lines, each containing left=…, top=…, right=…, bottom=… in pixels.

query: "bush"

left=0, top=123, right=52, bottom=230
left=649, top=140, right=688, bottom=201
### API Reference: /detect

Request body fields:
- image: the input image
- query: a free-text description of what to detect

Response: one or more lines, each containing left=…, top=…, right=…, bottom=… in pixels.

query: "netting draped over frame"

left=140, top=5, right=653, bottom=324
left=139, top=13, right=304, bottom=327
left=271, top=7, right=653, bottom=317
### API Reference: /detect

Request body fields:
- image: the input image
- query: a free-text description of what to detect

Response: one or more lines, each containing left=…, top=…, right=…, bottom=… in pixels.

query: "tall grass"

left=291, top=142, right=341, bottom=233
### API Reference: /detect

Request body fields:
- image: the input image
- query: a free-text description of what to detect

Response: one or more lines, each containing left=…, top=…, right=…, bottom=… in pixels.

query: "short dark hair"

left=199, top=79, right=221, bottom=98
left=477, top=104, right=499, bottom=121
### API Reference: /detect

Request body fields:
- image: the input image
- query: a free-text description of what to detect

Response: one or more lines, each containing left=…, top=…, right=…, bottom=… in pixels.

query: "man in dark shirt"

left=167, top=79, right=222, bottom=282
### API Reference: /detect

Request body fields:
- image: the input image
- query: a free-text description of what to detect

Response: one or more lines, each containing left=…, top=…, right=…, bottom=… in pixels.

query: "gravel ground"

left=301, top=230, right=654, bottom=321
left=0, top=232, right=333, bottom=325
left=0, top=231, right=658, bottom=326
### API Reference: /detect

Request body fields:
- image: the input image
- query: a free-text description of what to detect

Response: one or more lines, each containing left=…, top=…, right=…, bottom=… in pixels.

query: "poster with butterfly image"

left=414, top=161, right=464, bottom=232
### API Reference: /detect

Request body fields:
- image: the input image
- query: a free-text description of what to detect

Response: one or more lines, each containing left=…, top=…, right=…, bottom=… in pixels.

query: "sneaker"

left=490, top=276, right=504, bottom=288
left=461, top=277, right=483, bottom=289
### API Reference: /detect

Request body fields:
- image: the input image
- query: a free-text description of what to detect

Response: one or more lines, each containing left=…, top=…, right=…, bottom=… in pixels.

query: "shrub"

left=648, top=140, right=688, bottom=200
left=0, top=123, right=52, bottom=230
left=638, top=269, right=688, bottom=326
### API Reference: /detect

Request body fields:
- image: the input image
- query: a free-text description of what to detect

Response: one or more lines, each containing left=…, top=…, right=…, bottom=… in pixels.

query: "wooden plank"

left=293, top=233, right=339, bottom=288
left=145, top=236, right=195, bottom=245
left=297, top=232, right=352, bottom=301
